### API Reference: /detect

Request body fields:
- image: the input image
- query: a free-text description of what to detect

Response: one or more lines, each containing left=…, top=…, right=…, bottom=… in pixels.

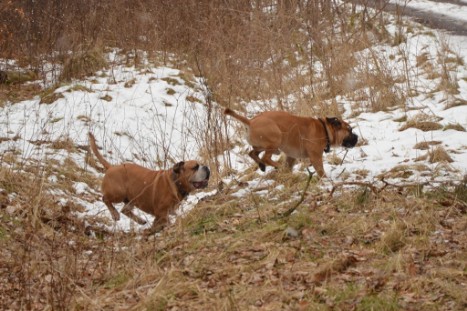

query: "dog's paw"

left=143, top=222, right=166, bottom=236
left=142, top=228, right=155, bottom=236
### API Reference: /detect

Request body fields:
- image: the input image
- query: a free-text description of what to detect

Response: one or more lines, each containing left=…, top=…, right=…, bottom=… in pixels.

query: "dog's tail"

left=88, top=133, right=112, bottom=170
left=224, top=108, right=251, bottom=126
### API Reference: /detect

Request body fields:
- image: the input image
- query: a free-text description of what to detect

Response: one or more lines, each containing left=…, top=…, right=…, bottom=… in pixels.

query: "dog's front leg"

left=306, top=148, right=326, bottom=178
left=143, top=217, right=168, bottom=236
left=309, top=156, right=326, bottom=178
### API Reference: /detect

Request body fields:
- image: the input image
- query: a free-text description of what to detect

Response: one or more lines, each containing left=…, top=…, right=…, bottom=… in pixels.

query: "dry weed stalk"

left=327, top=177, right=464, bottom=198
left=281, top=168, right=315, bottom=218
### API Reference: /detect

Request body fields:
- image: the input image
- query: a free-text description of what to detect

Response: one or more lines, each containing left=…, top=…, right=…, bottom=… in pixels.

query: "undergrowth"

left=1, top=163, right=465, bottom=310
left=1, top=2, right=466, bottom=310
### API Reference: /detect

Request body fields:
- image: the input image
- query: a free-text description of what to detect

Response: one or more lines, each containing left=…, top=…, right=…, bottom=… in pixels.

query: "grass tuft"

left=399, top=120, right=443, bottom=132
left=379, top=222, right=406, bottom=254
left=60, top=49, right=107, bottom=81
left=428, top=146, right=453, bottom=163
left=443, top=123, right=465, bottom=132
left=40, top=86, right=65, bottom=105
left=413, top=140, right=441, bottom=150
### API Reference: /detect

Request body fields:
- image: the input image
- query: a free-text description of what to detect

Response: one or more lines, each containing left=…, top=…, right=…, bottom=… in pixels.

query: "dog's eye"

left=192, top=164, right=200, bottom=171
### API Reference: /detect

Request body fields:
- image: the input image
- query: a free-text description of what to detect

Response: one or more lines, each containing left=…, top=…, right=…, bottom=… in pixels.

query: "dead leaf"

left=312, top=254, right=357, bottom=284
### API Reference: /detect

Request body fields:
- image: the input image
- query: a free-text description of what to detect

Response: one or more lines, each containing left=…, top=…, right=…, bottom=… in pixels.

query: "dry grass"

left=39, top=86, right=65, bottom=105
left=100, top=94, right=113, bottom=102
left=414, top=141, right=442, bottom=150
left=1, top=159, right=466, bottom=310
left=445, top=98, right=467, bottom=109
left=0, top=83, right=42, bottom=104
left=60, top=49, right=107, bottom=82
left=443, top=123, right=466, bottom=132
left=428, top=146, right=454, bottom=163
left=1, top=70, right=39, bottom=85
left=378, top=163, right=430, bottom=179
left=1, top=2, right=466, bottom=310
left=399, top=120, right=443, bottom=132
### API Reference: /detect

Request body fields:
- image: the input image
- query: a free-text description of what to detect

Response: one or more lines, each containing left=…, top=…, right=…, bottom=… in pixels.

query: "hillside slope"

left=1, top=2, right=467, bottom=310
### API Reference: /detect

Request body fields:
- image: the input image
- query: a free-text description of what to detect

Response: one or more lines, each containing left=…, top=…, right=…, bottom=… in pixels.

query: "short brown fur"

left=224, top=108, right=358, bottom=177
left=88, top=133, right=210, bottom=234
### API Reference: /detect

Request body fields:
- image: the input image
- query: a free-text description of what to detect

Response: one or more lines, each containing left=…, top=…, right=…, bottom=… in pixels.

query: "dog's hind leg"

left=249, top=149, right=266, bottom=171
left=103, top=196, right=120, bottom=221
left=286, top=156, right=296, bottom=170
left=122, top=202, right=147, bottom=225
left=260, top=149, right=280, bottom=169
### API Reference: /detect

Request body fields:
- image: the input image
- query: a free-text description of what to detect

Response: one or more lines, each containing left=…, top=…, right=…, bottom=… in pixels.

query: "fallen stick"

left=281, top=168, right=314, bottom=217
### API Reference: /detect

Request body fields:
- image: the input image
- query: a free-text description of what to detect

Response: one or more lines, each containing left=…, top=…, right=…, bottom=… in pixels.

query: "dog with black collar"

left=88, top=133, right=210, bottom=235
left=224, top=108, right=358, bottom=177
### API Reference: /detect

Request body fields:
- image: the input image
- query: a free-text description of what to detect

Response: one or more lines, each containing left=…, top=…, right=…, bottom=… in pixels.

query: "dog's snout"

left=203, top=166, right=211, bottom=179
left=342, top=133, right=358, bottom=148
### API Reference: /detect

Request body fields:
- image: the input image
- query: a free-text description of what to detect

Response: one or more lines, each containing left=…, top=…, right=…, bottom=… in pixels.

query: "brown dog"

left=224, top=108, right=358, bottom=177
left=88, top=133, right=210, bottom=234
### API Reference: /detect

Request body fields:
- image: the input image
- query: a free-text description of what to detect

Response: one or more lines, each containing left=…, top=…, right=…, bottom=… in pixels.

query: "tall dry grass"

left=2, top=161, right=466, bottom=309
left=1, top=1, right=400, bottom=111
left=2, top=1, right=467, bottom=310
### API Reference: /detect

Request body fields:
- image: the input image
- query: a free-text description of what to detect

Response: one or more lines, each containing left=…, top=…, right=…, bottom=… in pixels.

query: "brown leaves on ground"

left=1, top=165, right=466, bottom=310
left=312, top=254, right=358, bottom=284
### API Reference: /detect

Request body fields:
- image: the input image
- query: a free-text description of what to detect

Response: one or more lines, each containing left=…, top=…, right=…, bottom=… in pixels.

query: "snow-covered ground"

left=0, top=59, right=212, bottom=231
left=391, top=0, right=467, bottom=22
left=1, top=2, right=466, bottom=232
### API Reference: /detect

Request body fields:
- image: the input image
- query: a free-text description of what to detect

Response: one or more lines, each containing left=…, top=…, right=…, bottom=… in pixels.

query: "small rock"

left=285, top=226, right=299, bottom=238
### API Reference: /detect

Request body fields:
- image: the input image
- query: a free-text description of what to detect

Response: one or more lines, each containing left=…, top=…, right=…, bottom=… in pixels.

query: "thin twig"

left=340, top=149, right=349, bottom=165
left=329, top=181, right=379, bottom=198
left=281, top=168, right=314, bottom=218
left=329, top=178, right=433, bottom=198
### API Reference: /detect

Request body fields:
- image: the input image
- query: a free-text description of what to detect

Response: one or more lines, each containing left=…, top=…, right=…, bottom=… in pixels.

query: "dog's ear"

left=173, top=161, right=185, bottom=174
left=326, top=117, right=341, bottom=128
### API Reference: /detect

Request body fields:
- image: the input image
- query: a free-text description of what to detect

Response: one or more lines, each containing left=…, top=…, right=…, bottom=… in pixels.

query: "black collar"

left=318, top=118, right=331, bottom=153
left=172, top=172, right=188, bottom=198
